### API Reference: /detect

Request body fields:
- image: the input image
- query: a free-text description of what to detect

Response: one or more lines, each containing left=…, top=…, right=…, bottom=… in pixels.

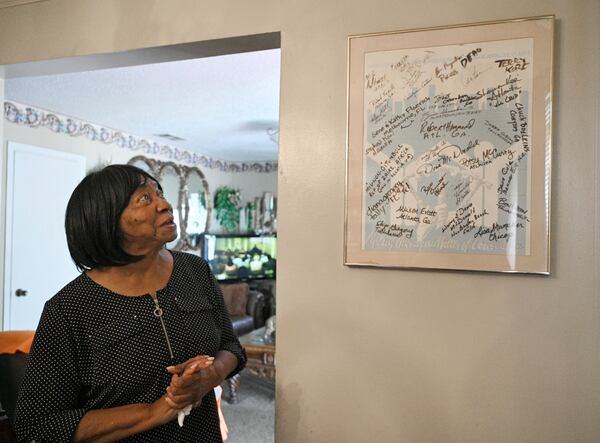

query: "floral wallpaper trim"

left=4, top=101, right=278, bottom=173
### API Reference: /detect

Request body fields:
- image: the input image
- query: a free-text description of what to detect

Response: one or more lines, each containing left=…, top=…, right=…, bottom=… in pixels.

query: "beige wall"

left=0, top=1, right=598, bottom=442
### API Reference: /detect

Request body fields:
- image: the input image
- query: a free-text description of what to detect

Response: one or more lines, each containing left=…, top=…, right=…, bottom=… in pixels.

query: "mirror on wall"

left=129, top=157, right=154, bottom=174
left=157, top=162, right=184, bottom=250
left=183, top=168, right=211, bottom=249
left=127, top=155, right=211, bottom=251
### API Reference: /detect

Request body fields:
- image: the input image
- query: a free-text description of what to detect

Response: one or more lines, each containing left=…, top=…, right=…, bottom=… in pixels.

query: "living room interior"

left=0, top=38, right=280, bottom=442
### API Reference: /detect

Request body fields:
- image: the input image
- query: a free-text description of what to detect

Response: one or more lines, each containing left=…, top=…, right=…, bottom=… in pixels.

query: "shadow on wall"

left=276, top=382, right=302, bottom=441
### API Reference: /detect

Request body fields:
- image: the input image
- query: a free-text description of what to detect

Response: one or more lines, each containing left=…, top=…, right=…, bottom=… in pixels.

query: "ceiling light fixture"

left=154, top=133, right=187, bottom=142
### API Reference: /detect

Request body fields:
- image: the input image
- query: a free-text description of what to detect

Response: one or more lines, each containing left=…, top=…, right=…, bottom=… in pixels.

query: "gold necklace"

left=149, top=291, right=175, bottom=361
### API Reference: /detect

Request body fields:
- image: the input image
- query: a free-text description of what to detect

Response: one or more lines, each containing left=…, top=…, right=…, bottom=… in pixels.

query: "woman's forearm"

left=214, top=350, right=238, bottom=384
left=72, top=396, right=175, bottom=443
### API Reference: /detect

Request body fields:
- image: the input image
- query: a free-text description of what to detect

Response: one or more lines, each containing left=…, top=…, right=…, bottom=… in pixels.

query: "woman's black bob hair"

left=65, top=164, right=163, bottom=272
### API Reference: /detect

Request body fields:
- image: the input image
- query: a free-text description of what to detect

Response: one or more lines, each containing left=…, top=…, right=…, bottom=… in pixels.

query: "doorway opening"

left=1, top=32, right=280, bottom=443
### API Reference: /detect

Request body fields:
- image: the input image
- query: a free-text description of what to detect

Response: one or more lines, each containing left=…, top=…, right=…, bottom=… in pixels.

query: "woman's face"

left=119, top=178, right=177, bottom=251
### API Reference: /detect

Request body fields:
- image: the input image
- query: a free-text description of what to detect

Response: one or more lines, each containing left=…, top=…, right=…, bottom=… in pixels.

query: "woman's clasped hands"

left=164, top=355, right=224, bottom=412
left=149, top=353, right=231, bottom=428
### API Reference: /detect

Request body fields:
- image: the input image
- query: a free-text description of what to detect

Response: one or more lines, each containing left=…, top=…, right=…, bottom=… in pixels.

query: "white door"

left=4, top=142, right=86, bottom=330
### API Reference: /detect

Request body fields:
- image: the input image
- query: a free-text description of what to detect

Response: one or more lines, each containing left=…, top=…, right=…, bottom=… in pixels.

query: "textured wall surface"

left=0, top=1, right=598, bottom=441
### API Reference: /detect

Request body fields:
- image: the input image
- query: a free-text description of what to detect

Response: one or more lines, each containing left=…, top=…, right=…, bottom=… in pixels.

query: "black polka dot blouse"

left=14, top=251, right=246, bottom=442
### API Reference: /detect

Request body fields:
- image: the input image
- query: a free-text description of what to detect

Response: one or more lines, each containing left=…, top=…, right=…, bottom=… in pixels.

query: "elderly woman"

left=14, top=164, right=246, bottom=442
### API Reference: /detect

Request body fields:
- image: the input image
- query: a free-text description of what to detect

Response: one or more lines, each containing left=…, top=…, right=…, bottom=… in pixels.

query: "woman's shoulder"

left=45, top=273, right=98, bottom=310
left=171, top=250, right=209, bottom=269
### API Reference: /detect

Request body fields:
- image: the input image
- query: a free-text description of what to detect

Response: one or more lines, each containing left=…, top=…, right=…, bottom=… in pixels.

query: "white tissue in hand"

left=177, top=404, right=193, bottom=427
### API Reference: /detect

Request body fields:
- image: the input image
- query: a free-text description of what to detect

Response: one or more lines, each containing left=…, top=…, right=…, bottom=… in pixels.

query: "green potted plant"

left=214, top=187, right=241, bottom=232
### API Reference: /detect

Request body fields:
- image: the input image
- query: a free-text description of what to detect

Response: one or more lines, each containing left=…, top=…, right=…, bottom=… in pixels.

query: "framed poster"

left=344, top=16, right=554, bottom=273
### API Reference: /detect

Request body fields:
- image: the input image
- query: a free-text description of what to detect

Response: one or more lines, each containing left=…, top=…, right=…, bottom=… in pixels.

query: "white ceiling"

left=5, top=48, right=281, bottom=161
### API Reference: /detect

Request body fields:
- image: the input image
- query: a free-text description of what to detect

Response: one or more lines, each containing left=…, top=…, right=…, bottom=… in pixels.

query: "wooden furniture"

left=0, top=330, right=35, bottom=442
left=242, top=327, right=276, bottom=380
left=225, top=327, right=275, bottom=404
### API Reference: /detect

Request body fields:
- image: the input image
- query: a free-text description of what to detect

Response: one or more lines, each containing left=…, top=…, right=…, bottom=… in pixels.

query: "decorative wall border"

left=4, top=101, right=278, bottom=173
